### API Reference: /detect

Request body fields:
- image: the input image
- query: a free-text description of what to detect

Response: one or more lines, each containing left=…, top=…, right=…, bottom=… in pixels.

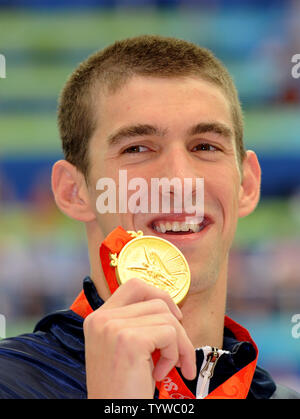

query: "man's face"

left=87, top=76, right=242, bottom=293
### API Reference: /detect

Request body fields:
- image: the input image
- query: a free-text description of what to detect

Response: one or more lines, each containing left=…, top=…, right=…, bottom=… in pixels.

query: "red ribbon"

left=99, top=226, right=133, bottom=294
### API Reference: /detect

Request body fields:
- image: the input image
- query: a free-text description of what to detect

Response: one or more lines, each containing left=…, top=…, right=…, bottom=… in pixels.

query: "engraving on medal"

left=114, top=234, right=190, bottom=304
left=127, top=247, right=185, bottom=294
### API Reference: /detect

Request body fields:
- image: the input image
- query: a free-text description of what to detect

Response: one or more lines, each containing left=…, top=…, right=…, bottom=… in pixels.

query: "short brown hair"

left=58, top=35, right=245, bottom=178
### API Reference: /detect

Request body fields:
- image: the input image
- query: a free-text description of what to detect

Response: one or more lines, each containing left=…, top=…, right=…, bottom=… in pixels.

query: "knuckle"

left=83, top=312, right=95, bottom=334
left=83, top=309, right=111, bottom=335
left=169, top=324, right=177, bottom=335
left=164, top=324, right=177, bottom=340
left=115, top=327, right=130, bottom=342
left=101, top=319, right=121, bottom=338
left=115, top=328, right=139, bottom=349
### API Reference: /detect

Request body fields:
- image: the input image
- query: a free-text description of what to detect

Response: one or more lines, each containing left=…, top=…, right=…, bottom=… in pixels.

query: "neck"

left=179, top=265, right=227, bottom=350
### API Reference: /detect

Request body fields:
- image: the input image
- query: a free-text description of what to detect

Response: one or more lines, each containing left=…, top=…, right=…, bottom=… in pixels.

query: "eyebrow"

left=107, top=124, right=167, bottom=146
left=107, top=121, right=233, bottom=147
left=187, top=122, right=233, bottom=139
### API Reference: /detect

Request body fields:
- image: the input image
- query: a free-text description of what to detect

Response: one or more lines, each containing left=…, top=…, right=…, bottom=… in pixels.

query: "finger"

left=149, top=325, right=195, bottom=382
left=178, top=353, right=197, bottom=381
left=108, top=314, right=196, bottom=381
left=103, top=278, right=183, bottom=320
left=141, top=324, right=179, bottom=382
left=100, top=299, right=178, bottom=321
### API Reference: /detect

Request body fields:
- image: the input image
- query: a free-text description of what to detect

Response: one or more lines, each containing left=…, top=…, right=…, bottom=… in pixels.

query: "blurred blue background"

left=0, top=0, right=300, bottom=393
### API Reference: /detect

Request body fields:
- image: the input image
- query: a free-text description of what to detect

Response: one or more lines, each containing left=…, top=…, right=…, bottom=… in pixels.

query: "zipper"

left=196, top=346, right=229, bottom=399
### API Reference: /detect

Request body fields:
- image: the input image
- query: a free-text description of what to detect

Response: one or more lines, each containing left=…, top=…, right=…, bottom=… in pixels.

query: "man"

left=0, top=35, right=298, bottom=399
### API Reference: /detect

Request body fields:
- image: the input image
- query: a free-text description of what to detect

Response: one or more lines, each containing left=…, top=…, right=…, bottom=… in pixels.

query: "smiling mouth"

left=149, top=216, right=211, bottom=235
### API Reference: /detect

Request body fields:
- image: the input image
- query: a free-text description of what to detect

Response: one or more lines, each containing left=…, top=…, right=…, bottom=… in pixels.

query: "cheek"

left=221, top=181, right=240, bottom=241
left=207, top=168, right=240, bottom=226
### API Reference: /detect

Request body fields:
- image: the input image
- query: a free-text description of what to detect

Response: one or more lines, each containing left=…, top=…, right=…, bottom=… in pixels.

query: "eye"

left=192, top=143, right=219, bottom=152
left=122, top=145, right=149, bottom=154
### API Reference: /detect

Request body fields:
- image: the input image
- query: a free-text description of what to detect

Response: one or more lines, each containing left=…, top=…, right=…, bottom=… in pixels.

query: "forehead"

left=92, top=75, right=233, bottom=142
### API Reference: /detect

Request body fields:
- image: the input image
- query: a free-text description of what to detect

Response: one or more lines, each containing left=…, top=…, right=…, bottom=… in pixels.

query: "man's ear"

left=51, top=160, right=96, bottom=222
left=238, top=150, right=261, bottom=218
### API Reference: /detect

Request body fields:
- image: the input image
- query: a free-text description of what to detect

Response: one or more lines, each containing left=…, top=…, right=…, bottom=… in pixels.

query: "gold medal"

left=109, top=231, right=190, bottom=304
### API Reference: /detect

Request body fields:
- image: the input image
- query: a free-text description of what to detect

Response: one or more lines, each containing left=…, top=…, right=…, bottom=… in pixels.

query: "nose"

left=160, top=144, right=199, bottom=182
left=154, top=144, right=204, bottom=217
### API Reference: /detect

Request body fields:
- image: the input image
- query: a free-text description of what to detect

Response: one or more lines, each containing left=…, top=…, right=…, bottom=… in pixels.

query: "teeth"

left=154, top=221, right=202, bottom=233
left=165, top=222, right=172, bottom=230
left=160, top=223, right=166, bottom=233
left=190, top=223, right=200, bottom=233
left=172, top=222, right=180, bottom=232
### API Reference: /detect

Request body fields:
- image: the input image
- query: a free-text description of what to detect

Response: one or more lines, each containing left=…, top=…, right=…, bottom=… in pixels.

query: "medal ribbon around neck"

left=99, top=226, right=257, bottom=399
